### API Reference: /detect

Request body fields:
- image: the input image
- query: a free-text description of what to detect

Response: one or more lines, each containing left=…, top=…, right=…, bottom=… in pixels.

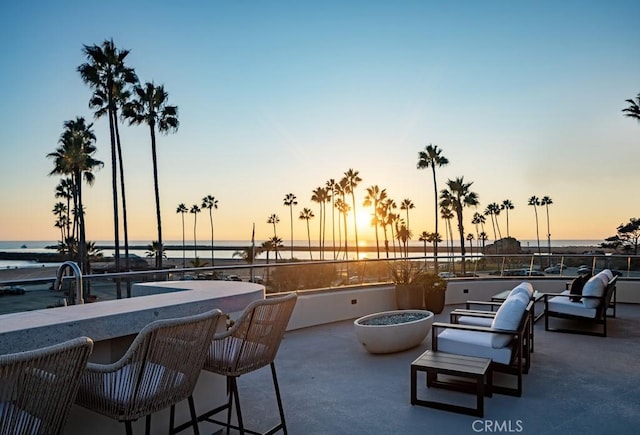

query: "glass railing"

left=1, top=253, right=639, bottom=315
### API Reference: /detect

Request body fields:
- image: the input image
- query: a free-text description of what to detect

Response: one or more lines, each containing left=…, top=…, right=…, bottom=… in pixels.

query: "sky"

left=0, top=0, right=638, bottom=245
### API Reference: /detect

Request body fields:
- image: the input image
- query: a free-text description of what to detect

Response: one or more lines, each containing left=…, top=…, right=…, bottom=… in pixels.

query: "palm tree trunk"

left=431, top=166, right=439, bottom=270
left=306, top=221, right=312, bottom=260
left=181, top=214, right=186, bottom=268
left=107, top=102, right=121, bottom=299
left=351, top=191, right=359, bottom=258
left=149, top=124, right=163, bottom=269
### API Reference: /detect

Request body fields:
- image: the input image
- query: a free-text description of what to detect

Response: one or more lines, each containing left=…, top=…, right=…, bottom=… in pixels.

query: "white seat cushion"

left=581, top=275, right=605, bottom=308
left=99, top=362, right=186, bottom=405
left=548, top=296, right=598, bottom=319
left=437, top=329, right=512, bottom=365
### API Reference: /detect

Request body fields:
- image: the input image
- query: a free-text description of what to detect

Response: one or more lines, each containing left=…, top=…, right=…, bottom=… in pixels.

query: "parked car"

left=544, top=264, right=567, bottom=274
left=438, top=272, right=457, bottom=279
left=577, top=265, right=592, bottom=275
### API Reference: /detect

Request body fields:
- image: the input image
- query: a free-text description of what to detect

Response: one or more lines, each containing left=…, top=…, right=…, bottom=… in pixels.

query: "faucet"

left=54, top=261, right=84, bottom=305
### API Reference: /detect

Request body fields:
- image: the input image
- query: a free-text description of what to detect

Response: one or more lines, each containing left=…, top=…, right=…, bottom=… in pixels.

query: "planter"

left=354, top=310, right=434, bottom=354
left=424, top=287, right=446, bottom=314
left=395, top=284, right=424, bottom=310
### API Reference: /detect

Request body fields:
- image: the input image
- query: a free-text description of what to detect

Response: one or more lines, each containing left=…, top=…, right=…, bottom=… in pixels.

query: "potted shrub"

left=415, top=272, right=448, bottom=314
left=390, top=260, right=424, bottom=309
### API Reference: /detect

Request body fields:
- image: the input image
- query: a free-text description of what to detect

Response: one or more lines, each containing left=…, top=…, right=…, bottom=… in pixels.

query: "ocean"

left=0, top=239, right=603, bottom=269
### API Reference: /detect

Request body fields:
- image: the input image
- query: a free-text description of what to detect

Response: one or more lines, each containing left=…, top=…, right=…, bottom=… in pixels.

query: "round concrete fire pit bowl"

left=354, top=310, right=434, bottom=354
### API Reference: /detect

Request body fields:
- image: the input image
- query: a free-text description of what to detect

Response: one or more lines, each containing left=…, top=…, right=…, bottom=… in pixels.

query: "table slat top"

left=412, top=350, right=490, bottom=375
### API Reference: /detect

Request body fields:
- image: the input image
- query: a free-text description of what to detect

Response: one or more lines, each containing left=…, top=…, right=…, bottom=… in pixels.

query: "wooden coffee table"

left=411, top=350, right=491, bottom=417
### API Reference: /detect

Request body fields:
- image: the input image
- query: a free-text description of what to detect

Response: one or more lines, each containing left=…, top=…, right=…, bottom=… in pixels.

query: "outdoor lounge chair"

left=544, top=270, right=618, bottom=337
left=450, top=282, right=536, bottom=360
left=0, top=336, right=94, bottom=435
left=433, top=294, right=533, bottom=397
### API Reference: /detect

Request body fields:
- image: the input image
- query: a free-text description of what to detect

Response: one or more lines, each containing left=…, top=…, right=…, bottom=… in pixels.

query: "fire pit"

left=354, top=310, right=434, bottom=354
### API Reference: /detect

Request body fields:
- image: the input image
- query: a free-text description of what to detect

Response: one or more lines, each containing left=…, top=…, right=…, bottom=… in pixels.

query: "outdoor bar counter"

left=0, top=280, right=264, bottom=356
left=0, top=280, right=265, bottom=434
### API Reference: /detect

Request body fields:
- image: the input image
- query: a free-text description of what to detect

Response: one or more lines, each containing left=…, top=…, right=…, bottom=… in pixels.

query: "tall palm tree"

left=123, top=82, right=179, bottom=269
left=540, top=196, right=553, bottom=261
left=417, top=144, right=449, bottom=269
left=326, top=179, right=339, bottom=259
left=623, top=93, right=640, bottom=122
left=78, top=39, right=137, bottom=277
left=176, top=203, right=188, bottom=267
left=379, top=198, right=394, bottom=258
left=311, top=187, right=329, bottom=260
left=190, top=204, right=201, bottom=259
left=363, top=185, right=387, bottom=258
left=299, top=207, right=315, bottom=259
left=395, top=222, right=412, bottom=258
left=267, top=214, right=280, bottom=260
left=201, top=195, right=218, bottom=266
left=440, top=204, right=455, bottom=267
left=47, top=117, right=103, bottom=273
left=283, top=193, right=298, bottom=259
left=342, top=169, right=362, bottom=258
left=400, top=199, right=415, bottom=233
left=528, top=196, right=542, bottom=261
left=466, top=233, right=475, bottom=257
left=501, top=199, right=514, bottom=238
left=440, top=177, right=479, bottom=275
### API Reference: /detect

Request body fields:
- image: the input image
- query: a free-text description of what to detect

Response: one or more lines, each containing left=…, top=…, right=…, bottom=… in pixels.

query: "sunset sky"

left=0, top=1, right=638, bottom=245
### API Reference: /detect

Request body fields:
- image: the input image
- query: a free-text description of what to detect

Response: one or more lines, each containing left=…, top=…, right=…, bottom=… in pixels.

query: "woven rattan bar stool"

left=198, top=292, right=297, bottom=435
left=75, top=308, right=223, bottom=435
left=0, top=336, right=94, bottom=435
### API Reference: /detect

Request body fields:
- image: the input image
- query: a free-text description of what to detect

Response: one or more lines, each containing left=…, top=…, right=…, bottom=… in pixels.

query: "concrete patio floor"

left=227, top=303, right=640, bottom=435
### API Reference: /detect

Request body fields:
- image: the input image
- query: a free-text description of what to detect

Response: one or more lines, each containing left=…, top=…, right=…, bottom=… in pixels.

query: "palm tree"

left=47, top=117, right=103, bottom=273
left=471, top=212, right=486, bottom=252
left=233, top=246, right=264, bottom=264
left=342, top=169, right=362, bottom=258
left=176, top=203, right=188, bottom=267
left=440, top=177, right=479, bottom=275
left=466, top=233, right=475, bottom=257
left=379, top=198, right=394, bottom=258
left=190, top=204, right=201, bottom=259
left=201, top=195, right=218, bottom=266
left=501, top=199, right=514, bottom=238
left=623, top=93, right=640, bottom=122
left=395, top=222, right=412, bottom=258
left=267, top=214, right=280, bottom=260
left=52, top=202, right=69, bottom=251
left=440, top=204, right=455, bottom=268
left=484, top=203, right=502, bottom=241
left=540, top=196, right=553, bottom=261
left=78, top=39, right=137, bottom=277
left=400, top=199, right=415, bottom=233
left=311, top=187, right=329, bottom=259
left=418, top=231, right=430, bottom=258
left=299, top=207, right=315, bottom=259
left=417, top=144, right=449, bottom=269
left=528, top=196, right=542, bottom=261
left=55, top=178, right=74, bottom=246
left=123, top=82, right=179, bottom=269
left=363, top=185, right=387, bottom=258
left=335, top=196, right=350, bottom=260
left=326, top=179, right=339, bottom=259
left=283, top=193, right=298, bottom=259
left=145, top=241, right=167, bottom=262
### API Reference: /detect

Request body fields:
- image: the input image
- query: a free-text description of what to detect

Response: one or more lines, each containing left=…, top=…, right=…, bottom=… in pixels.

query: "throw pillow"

left=569, top=273, right=591, bottom=302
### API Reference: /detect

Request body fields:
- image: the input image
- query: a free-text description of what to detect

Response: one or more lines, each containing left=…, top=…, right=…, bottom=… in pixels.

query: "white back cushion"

left=490, top=292, right=528, bottom=348
left=510, top=282, right=533, bottom=299
left=581, top=275, right=605, bottom=308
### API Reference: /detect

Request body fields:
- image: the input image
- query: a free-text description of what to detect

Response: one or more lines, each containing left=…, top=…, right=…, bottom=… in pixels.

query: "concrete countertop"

left=0, top=281, right=264, bottom=354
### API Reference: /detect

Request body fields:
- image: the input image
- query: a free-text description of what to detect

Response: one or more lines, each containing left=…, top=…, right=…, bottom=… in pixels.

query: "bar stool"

left=198, top=292, right=297, bottom=435
left=0, top=336, right=94, bottom=435
left=75, top=308, right=223, bottom=435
